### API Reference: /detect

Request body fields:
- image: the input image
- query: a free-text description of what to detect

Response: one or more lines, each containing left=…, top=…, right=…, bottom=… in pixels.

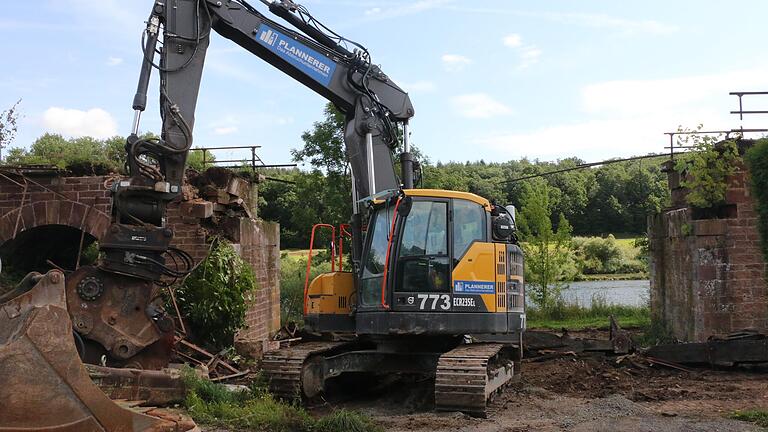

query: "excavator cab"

left=304, top=189, right=525, bottom=338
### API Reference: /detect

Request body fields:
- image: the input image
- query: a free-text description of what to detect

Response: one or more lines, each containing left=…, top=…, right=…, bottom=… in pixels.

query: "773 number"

left=417, top=294, right=450, bottom=310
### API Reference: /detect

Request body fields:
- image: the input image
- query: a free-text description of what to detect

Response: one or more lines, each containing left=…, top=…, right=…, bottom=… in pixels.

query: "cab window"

left=452, top=199, right=486, bottom=262
left=359, top=208, right=392, bottom=305
left=396, top=201, right=449, bottom=292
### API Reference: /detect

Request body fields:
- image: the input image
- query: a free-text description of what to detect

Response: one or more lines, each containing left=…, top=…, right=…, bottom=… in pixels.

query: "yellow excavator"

left=0, top=0, right=524, bottom=429
left=265, top=187, right=524, bottom=416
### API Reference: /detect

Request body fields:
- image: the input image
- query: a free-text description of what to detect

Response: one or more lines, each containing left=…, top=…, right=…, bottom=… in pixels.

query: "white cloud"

left=559, top=13, right=679, bottom=35
left=106, top=57, right=123, bottom=66
left=214, top=126, right=238, bottom=135
left=502, top=34, right=522, bottom=48
left=474, top=66, right=768, bottom=160
left=449, top=7, right=678, bottom=35
left=42, top=107, right=118, bottom=139
left=582, top=67, right=768, bottom=116
left=501, top=34, right=541, bottom=69
left=362, top=0, right=453, bottom=20
left=519, top=46, right=542, bottom=69
left=402, top=80, right=436, bottom=93
left=441, top=54, right=472, bottom=72
left=452, top=93, right=513, bottom=119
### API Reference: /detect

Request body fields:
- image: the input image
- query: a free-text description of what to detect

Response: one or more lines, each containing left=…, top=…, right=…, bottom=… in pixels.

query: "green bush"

left=745, top=138, right=768, bottom=265
left=280, top=252, right=334, bottom=325
left=674, top=131, right=740, bottom=209
left=572, top=235, right=646, bottom=275
left=6, top=133, right=126, bottom=174
left=175, top=240, right=256, bottom=350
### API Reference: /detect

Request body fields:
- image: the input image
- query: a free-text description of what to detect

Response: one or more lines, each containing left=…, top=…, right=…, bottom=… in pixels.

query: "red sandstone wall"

left=0, top=173, right=280, bottom=355
left=649, top=162, right=768, bottom=341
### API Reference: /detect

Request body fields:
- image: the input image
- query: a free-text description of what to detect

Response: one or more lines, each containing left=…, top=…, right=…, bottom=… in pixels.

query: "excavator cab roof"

left=402, top=189, right=492, bottom=210
left=370, top=189, right=492, bottom=211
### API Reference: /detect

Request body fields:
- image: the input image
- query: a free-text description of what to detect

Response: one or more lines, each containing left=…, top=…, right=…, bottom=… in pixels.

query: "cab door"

left=391, top=199, right=452, bottom=312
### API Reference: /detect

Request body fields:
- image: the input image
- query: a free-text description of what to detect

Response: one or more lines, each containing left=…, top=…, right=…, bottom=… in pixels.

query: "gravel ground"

left=326, top=353, right=768, bottom=432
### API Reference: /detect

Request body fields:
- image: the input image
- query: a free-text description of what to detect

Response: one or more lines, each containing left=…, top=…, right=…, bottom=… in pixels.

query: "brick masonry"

left=0, top=173, right=280, bottom=357
left=649, top=159, right=767, bottom=341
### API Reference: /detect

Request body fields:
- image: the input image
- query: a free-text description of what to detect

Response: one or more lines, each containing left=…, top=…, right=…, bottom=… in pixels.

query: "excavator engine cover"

left=0, top=270, right=195, bottom=432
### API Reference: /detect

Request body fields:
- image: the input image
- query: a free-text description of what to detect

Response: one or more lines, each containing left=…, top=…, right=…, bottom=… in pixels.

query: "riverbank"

left=527, top=302, right=650, bottom=330
left=576, top=272, right=648, bottom=281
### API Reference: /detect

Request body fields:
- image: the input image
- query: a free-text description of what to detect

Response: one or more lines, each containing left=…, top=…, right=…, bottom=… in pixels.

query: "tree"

left=0, top=99, right=21, bottom=161
left=7, top=133, right=124, bottom=174
left=291, top=103, right=347, bottom=175
left=517, top=179, right=573, bottom=310
left=260, top=105, right=353, bottom=248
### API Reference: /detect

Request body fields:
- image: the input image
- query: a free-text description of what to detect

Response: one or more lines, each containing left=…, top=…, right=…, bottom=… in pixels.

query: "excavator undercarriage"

left=262, top=337, right=520, bottom=417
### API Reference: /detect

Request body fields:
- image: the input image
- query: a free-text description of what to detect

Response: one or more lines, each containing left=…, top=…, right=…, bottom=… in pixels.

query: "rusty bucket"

left=0, top=270, right=196, bottom=432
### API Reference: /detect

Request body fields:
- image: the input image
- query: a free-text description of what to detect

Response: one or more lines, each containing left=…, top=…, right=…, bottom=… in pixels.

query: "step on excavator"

left=0, top=0, right=525, bottom=429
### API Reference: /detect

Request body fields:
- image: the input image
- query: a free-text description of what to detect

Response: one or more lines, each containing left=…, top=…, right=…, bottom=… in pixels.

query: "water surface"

left=559, top=279, right=650, bottom=307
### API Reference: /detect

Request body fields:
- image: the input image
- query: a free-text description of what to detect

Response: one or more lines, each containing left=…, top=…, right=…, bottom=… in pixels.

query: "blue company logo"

left=453, top=280, right=495, bottom=294
left=255, top=25, right=337, bottom=87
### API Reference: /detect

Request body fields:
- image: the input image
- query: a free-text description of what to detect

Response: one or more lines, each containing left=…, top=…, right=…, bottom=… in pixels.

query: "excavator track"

left=434, top=343, right=515, bottom=417
left=262, top=341, right=348, bottom=400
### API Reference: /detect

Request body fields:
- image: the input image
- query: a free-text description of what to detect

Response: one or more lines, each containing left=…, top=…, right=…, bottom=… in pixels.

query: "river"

left=558, top=279, right=650, bottom=307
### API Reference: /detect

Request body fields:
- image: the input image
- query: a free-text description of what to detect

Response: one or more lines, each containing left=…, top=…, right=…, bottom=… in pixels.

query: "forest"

left=258, top=104, right=669, bottom=249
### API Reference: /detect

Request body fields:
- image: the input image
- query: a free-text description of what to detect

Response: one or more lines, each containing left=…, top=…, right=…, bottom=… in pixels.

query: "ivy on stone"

left=674, top=127, right=740, bottom=209
left=744, top=138, right=768, bottom=266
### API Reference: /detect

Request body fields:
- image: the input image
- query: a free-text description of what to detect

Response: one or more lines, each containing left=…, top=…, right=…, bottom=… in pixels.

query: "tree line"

left=0, top=102, right=670, bottom=249
left=260, top=104, right=670, bottom=248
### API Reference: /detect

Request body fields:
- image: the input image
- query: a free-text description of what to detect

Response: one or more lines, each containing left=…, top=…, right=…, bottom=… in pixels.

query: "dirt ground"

left=317, top=351, right=768, bottom=431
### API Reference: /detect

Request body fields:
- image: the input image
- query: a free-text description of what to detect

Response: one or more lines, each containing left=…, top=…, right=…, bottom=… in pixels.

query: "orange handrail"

left=379, top=198, right=402, bottom=310
left=338, top=223, right=352, bottom=271
left=303, top=224, right=335, bottom=315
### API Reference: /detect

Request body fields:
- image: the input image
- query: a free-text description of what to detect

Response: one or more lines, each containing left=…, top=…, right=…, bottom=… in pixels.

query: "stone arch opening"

left=0, top=224, right=97, bottom=277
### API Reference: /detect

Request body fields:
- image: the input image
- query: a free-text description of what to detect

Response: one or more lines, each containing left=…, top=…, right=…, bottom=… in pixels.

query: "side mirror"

left=504, top=205, right=517, bottom=229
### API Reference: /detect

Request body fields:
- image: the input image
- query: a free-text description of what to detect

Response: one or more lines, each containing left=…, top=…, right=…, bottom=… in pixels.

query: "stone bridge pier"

left=0, top=170, right=280, bottom=357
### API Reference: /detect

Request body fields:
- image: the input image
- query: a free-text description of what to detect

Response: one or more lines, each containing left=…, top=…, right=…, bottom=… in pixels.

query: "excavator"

left=0, top=0, right=525, bottom=429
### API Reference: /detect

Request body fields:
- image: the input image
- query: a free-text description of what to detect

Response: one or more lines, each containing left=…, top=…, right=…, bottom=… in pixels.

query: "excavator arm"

left=104, top=0, right=415, bottom=281
left=0, top=2, right=416, bottom=430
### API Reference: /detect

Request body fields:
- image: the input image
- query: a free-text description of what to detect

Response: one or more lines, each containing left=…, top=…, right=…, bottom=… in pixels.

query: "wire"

left=500, top=153, right=669, bottom=184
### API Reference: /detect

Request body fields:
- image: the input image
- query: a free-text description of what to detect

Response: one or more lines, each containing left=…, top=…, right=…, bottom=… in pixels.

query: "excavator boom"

left=0, top=1, right=419, bottom=430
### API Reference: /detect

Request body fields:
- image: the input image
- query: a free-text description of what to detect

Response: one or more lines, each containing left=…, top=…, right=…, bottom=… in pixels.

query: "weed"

left=181, top=368, right=380, bottom=432
left=729, top=409, right=768, bottom=427
left=315, top=409, right=383, bottom=432
left=527, top=293, right=650, bottom=330
left=280, top=252, right=334, bottom=325
left=636, top=317, right=676, bottom=347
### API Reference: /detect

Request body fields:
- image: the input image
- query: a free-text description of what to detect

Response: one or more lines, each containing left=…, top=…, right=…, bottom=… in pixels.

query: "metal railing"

left=190, top=145, right=297, bottom=172
left=663, top=91, right=768, bottom=160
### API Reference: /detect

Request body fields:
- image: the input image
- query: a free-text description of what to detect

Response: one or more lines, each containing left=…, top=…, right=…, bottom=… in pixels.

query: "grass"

left=527, top=294, right=650, bottom=330
left=729, top=409, right=768, bottom=428
left=182, top=369, right=381, bottom=432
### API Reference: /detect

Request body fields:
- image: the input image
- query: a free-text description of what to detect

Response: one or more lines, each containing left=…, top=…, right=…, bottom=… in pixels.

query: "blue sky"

left=2, top=0, right=768, bottom=167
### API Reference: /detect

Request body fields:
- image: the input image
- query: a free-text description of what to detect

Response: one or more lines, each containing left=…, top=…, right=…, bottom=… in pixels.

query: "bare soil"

left=316, top=352, right=768, bottom=431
